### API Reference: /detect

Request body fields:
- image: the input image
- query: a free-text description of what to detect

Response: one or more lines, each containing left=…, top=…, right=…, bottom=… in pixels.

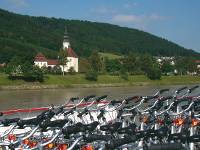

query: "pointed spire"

left=63, top=26, right=70, bottom=49
left=63, top=27, right=69, bottom=42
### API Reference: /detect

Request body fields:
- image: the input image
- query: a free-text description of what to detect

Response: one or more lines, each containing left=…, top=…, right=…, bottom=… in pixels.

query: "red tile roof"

left=195, top=60, right=200, bottom=63
left=35, top=47, right=78, bottom=65
left=66, top=47, right=78, bottom=58
left=0, top=63, right=5, bottom=67
left=34, top=53, right=47, bottom=62
left=47, top=59, right=59, bottom=65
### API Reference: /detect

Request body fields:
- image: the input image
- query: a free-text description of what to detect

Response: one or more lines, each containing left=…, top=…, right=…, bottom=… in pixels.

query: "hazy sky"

left=0, top=0, right=199, bottom=51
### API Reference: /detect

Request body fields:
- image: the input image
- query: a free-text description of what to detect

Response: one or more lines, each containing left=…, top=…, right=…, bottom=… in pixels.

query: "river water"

left=1, top=85, right=196, bottom=111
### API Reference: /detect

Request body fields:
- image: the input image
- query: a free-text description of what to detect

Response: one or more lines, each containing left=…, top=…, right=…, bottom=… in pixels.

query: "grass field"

left=0, top=73, right=200, bottom=90
left=99, top=52, right=122, bottom=59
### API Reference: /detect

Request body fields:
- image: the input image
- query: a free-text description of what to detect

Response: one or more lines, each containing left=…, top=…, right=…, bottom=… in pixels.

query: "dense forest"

left=0, top=8, right=199, bottom=63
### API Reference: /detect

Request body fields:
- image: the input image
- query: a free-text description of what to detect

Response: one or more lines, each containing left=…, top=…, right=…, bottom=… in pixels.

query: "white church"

left=34, top=29, right=78, bottom=72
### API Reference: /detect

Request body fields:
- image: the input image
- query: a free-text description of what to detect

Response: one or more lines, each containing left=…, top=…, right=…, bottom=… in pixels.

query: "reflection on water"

left=0, top=85, right=198, bottom=111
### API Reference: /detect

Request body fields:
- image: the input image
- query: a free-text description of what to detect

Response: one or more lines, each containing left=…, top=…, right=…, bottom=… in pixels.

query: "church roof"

left=34, top=46, right=78, bottom=65
left=0, top=63, right=5, bottom=67
left=34, top=53, right=47, bottom=62
left=47, top=59, right=59, bottom=65
left=66, top=47, right=78, bottom=58
left=194, top=60, right=200, bottom=64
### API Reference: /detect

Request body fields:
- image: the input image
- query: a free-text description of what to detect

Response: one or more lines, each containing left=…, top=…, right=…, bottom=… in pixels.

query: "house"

left=195, top=60, right=200, bottom=69
left=155, top=56, right=175, bottom=65
left=34, top=29, right=78, bottom=72
left=0, top=63, right=6, bottom=68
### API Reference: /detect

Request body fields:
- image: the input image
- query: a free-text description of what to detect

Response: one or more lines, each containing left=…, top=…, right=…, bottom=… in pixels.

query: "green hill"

left=99, top=52, right=122, bottom=60
left=0, top=8, right=199, bottom=63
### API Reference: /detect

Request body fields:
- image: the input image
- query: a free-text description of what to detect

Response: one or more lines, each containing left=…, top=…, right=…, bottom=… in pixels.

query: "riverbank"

left=0, top=74, right=200, bottom=90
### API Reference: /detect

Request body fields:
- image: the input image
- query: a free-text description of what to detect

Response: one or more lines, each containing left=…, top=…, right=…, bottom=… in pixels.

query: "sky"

left=0, top=0, right=200, bottom=52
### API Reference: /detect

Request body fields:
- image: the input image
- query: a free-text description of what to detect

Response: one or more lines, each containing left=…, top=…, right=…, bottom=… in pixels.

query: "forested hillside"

left=0, top=8, right=199, bottom=63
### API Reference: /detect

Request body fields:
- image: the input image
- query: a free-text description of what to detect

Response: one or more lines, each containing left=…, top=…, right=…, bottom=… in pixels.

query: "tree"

left=6, top=56, right=24, bottom=78
left=85, top=69, right=98, bottom=81
left=174, top=57, right=196, bottom=75
left=79, top=58, right=91, bottom=73
left=105, top=58, right=121, bottom=73
left=0, top=8, right=199, bottom=65
left=31, top=66, right=44, bottom=82
left=52, top=65, right=62, bottom=74
left=58, top=48, right=68, bottom=76
left=185, top=57, right=197, bottom=73
left=146, top=65, right=161, bottom=80
left=140, top=54, right=153, bottom=73
left=21, top=62, right=44, bottom=82
left=21, top=62, right=34, bottom=81
left=41, top=66, right=48, bottom=74
left=68, top=67, right=76, bottom=75
left=138, top=54, right=162, bottom=79
left=161, top=60, right=174, bottom=75
left=5, top=56, right=22, bottom=74
left=89, top=51, right=103, bottom=72
left=0, top=65, right=5, bottom=73
left=119, top=67, right=129, bottom=80
left=121, top=53, right=137, bottom=74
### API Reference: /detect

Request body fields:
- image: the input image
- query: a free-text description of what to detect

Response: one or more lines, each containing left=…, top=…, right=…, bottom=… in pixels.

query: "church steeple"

left=63, top=27, right=70, bottom=49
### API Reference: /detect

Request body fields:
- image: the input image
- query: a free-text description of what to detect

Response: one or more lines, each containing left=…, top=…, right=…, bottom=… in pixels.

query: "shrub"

left=32, top=66, right=44, bottom=82
left=146, top=66, right=161, bottom=80
left=23, top=66, right=44, bottom=82
left=85, top=70, right=98, bottom=81
left=51, top=65, right=62, bottom=75
left=41, top=66, right=48, bottom=74
left=120, top=72, right=128, bottom=80
left=119, top=68, right=129, bottom=80
left=68, top=67, right=76, bottom=75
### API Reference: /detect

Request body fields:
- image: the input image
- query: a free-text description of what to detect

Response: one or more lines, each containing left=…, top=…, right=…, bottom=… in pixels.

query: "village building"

left=155, top=56, right=175, bottom=65
left=34, top=29, right=78, bottom=72
left=195, top=60, right=200, bottom=69
left=0, top=63, right=6, bottom=68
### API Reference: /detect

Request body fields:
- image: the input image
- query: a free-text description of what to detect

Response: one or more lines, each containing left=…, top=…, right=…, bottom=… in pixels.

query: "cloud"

left=112, top=14, right=143, bottom=23
left=7, top=0, right=29, bottom=8
left=91, top=7, right=117, bottom=15
left=112, top=14, right=166, bottom=23
left=124, top=2, right=137, bottom=9
left=149, top=14, right=166, bottom=21
left=95, top=8, right=109, bottom=14
left=111, top=14, right=167, bottom=29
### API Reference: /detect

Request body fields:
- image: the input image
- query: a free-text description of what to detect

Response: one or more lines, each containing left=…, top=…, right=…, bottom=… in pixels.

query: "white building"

left=155, top=56, right=175, bottom=65
left=34, top=29, right=78, bottom=72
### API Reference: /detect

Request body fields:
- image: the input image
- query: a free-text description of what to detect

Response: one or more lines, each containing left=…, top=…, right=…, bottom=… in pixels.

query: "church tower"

left=34, top=27, right=78, bottom=72
left=63, top=27, right=70, bottom=49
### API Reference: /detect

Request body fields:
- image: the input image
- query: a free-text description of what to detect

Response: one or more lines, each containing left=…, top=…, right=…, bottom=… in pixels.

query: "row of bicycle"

left=0, top=86, right=200, bottom=149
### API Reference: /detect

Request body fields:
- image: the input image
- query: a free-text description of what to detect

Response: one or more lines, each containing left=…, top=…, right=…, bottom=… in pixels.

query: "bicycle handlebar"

left=159, top=89, right=170, bottom=94
left=2, top=118, right=20, bottom=126
left=125, top=96, right=140, bottom=103
left=96, top=95, right=107, bottom=102
left=77, top=108, right=88, bottom=118
left=84, top=95, right=96, bottom=101
left=144, top=95, right=159, bottom=103
left=159, top=96, right=173, bottom=102
left=147, top=143, right=183, bottom=150
left=39, top=119, right=69, bottom=129
left=62, top=122, right=84, bottom=135
left=70, top=97, right=79, bottom=102
left=176, top=86, right=187, bottom=94
left=188, top=85, right=199, bottom=93
left=17, top=117, right=41, bottom=127
left=84, top=134, right=112, bottom=142
left=169, top=101, right=194, bottom=116
left=106, top=135, right=137, bottom=149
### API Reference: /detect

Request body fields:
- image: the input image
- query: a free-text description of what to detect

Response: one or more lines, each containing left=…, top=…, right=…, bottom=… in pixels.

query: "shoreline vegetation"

left=0, top=74, right=200, bottom=90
